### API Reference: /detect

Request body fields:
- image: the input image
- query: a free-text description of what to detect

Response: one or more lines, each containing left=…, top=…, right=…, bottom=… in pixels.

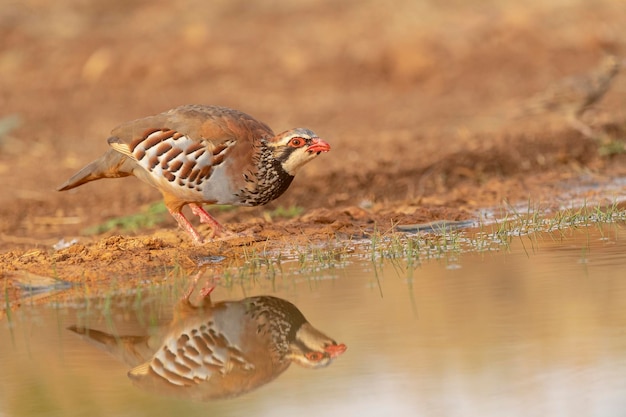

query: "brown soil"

left=2, top=0, right=626, bottom=306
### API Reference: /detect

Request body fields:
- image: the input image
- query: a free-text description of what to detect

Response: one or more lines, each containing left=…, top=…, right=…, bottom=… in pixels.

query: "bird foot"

left=167, top=207, right=205, bottom=244
left=205, top=226, right=237, bottom=240
left=168, top=204, right=240, bottom=244
left=189, top=203, right=238, bottom=241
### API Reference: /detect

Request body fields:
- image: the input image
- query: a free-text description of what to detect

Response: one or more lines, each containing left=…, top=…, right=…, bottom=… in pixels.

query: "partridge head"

left=68, top=283, right=346, bottom=401
left=57, top=105, right=330, bottom=243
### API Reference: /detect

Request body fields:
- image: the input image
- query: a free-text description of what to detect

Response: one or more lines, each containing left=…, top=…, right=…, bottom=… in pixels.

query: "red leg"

left=181, top=272, right=214, bottom=308
left=199, top=285, right=215, bottom=298
left=182, top=271, right=202, bottom=302
left=189, top=203, right=228, bottom=237
left=167, top=208, right=203, bottom=244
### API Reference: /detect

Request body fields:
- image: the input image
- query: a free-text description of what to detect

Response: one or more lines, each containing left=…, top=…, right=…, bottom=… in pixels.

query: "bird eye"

left=305, top=351, right=325, bottom=361
left=288, top=137, right=305, bottom=147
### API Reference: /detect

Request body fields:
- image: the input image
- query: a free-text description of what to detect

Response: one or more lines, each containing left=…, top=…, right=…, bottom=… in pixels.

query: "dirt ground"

left=2, top=0, right=626, bottom=304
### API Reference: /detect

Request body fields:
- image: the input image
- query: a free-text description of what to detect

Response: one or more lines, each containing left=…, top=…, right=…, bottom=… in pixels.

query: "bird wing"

left=105, top=105, right=274, bottom=198
left=108, top=104, right=274, bottom=157
left=127, top=323, right=254, bottom=388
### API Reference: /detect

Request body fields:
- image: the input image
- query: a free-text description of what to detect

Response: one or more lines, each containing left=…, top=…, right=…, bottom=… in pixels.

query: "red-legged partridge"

left=517, top=55, right=623, bottom=137
left=57, top=105, right=331, bottom=243
left=68, top=285, right=346, bottom=401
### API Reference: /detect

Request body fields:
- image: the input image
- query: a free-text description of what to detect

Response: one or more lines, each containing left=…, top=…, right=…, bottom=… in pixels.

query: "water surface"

left=2, top=224, right=626, bottom=417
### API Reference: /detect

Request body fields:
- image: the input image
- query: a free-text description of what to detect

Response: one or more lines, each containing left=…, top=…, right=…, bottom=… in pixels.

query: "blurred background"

left=1, top=0, right=626, bottom=245
left=3, top=4, right=626, bottom=415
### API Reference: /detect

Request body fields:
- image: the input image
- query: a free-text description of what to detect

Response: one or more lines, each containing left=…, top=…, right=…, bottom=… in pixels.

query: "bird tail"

left=68, top=325, right=120, bottom=348
left=67, top=325, right=153, bottom=367
left=57, top=146, right=135, bottom=191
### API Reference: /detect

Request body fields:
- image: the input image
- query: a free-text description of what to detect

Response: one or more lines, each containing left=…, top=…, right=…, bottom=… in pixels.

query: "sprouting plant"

left=83, top=201, right=169, bottom=235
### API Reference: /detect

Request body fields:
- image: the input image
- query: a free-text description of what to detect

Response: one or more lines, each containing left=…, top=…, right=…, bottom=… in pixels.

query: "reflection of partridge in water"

left=516, top=55, right=622, bottom=137
left=68, top=289, right=346, bottom=401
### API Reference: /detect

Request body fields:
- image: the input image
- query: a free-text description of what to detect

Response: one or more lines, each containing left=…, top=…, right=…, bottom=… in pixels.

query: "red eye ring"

left=289, top=137, right=305, bottom=147
left=305, top=352, right=324, bottom=361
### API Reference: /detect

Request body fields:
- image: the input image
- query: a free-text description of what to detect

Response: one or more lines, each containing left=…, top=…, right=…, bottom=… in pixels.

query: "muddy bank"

left=2, top=0, right=626, bottom=306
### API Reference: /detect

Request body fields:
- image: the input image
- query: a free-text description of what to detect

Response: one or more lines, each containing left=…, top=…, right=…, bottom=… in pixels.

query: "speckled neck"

left=247, top=297, right=307, bottom=359
left=235, top=145, right=294, bottom=206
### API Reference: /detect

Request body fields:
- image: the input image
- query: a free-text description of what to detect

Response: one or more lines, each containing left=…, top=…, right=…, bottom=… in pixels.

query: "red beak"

left=307, top=138, right=331, bottom=154
left=324, top=343, right=347, bottom=358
